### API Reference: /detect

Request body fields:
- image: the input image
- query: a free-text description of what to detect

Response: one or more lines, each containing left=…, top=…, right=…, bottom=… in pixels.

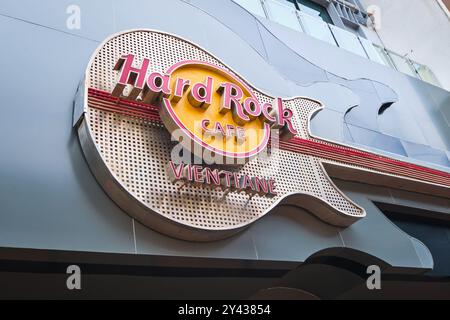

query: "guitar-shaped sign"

left=74, top=30, right=450, bottom=241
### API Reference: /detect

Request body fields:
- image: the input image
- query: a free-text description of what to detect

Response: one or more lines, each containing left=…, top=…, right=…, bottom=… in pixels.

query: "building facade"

left=361, top=0, right=450, bottom=91
left=0, top=0, right=449, bottom=299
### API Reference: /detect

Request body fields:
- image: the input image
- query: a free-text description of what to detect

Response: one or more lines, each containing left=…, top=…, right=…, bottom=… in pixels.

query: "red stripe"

left=281, top=138, right=450, bottom=180
left=86, top=88, right=450, bottom=185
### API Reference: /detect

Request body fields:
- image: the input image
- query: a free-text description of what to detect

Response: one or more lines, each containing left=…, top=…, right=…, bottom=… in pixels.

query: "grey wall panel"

left=371, top=81, right=398, bottom=106
left=333, top=180, right=433, bottom=270
left=342, top=123, right=354, bottom=142
left=376, top=103, right=429, bottom=147
left=401, top=141, right=450, bottom=167
left=254, top=19, right=329, bottom=85
left=134, top=219, right=259, bottom=260
left=112, top=0, right=207, bottom=46
left=186, top=0, right=269, bottom=59
left=284, top=80, right=362, bottom=143
left=248, top=206, right=344, bottom=262
left=286, top=81, right=360, bottom=113
left=0, top=0, right=115, bottom=41
left=406, top=78, right=450, bottom=151
left=343, top=91, right=387, bottom=132
left=395, top=78, right=449, bottom=150
left=310, top=109, right=346, bottom=142
left=346, top=125, right=407, bottom=156
left=426, top=85, right=450, bottom=133
left=0, top=17, right=135, bottom=253
left=417, top=118, right=450, bottom=152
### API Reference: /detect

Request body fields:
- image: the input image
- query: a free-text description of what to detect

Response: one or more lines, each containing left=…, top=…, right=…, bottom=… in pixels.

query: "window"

left=387, top=51, right=418, bottom=78
left=329, top=24, right=366, bottom=57
left=233, top=0, right=267, bottom=18
left=297, top=0, right=333, bottom=24
left=264, top=0, right=303, bottom=32
left=273, top=0, right=297, bottom=8
left=299, top=12, right=337, bottom=45
left=411, top=63, right=442, bottom=87
left=360, top=42, right=390, bottom=66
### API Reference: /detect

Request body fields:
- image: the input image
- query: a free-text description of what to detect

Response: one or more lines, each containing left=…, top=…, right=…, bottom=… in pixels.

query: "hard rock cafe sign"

left=74, top=30, right=450, bottom=241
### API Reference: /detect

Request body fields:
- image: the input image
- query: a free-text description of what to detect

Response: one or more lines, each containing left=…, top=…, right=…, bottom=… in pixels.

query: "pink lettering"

left=171, top=78, right=190, bottom=103
left=253, top=177, right=269, bottom=194
left=112, top=54, right=150, bottom=99
left=243, top=97, right=261, bottom=119
left=167, top=161, right=184, bottom=183
left=142, top=72, right=171, bottom=104
left=204, top=167, right=221, bottom=186
left=268, top=179, right=277, bottom=195
left=275, top=97, right=297, bottom=138
left=217, top=83, right=249, bottom=125
left=188, top=76, right=213, bottom=109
